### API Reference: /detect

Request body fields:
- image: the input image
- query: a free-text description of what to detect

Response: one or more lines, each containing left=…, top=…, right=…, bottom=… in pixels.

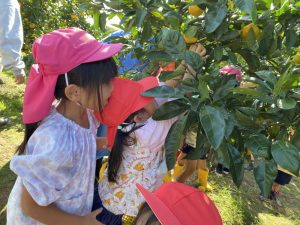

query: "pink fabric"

left=137, top=182, right=223, bottom=225
left=94, top=76, right=159, bottom=147
left=219, top=65, right=242, bottom=82
left=23, top=27, right=123, bottom=124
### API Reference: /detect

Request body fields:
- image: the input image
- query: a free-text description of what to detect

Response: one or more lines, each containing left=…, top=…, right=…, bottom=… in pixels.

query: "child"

left=133, top=182, right=223, bottom=225
left=173, top=130, right=213, bottom=192
left=6, top=27, right=124, bottom=225
left=96, top=44, right=207, bottom=221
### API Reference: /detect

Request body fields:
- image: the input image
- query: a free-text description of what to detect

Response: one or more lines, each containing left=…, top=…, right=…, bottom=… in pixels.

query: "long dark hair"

left=107, top=111, right=144, bottom=182
left=17, top=58, right=118, bottom=155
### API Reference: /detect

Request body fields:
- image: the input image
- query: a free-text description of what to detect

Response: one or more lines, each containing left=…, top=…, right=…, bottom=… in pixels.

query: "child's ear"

left=65, top=84, right=80, bottom=102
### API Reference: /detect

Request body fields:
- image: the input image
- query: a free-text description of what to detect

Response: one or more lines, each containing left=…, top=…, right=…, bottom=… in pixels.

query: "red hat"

left=137, top=182, right=223, bottom=225
left=94, top=76, right=159, bottom=147
left=162, top=62, right=176, bottom=71
left=23, top=27, right=123, bottom=124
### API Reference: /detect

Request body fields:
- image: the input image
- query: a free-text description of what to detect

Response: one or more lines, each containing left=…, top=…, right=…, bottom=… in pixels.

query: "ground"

left=0, top=71, right=299, bottom=225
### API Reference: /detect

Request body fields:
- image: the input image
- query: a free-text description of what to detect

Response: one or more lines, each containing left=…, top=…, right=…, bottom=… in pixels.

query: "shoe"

left=270, top=191, right=283, bottom=207
left=163, top=171, right=172, bottom=183
left=0, top=117, right=9, bottom=126
left=198, top=168, right=212, bottom=192
left=244, top=162, right=254, bottom=171
left=259, top=193, right=265, bottom=201
left=223, top=167, right=230, bottom=175
left=172, top=163, right=184, bottom=181
left=215, top=164, right=223, bottom=176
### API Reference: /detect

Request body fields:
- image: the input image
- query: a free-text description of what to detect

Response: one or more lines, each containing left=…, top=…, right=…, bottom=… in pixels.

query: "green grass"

left=0, top=72, right=24, bottom=225
left=0, top=72, right=300, bottom=225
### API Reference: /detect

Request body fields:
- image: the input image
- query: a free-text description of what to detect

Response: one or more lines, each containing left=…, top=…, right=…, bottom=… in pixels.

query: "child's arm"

left=21, top=186, right=103, bottom=225
left=165, top=43, right=207, bottom=87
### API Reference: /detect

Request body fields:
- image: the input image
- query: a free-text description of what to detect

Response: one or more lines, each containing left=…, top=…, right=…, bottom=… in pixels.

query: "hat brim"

left=136, top=183, right=182, bottom=225
left=131, top=76, right=159, bottom=113
left=83, top=43, right=123, bottom=63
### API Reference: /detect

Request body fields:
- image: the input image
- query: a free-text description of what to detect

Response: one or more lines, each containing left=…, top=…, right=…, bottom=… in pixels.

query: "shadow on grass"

left=208, top=171, right=300, bottom=225
left=0, top=94, right=23, bottom=132
left=0, top=161, right=16, bottom=225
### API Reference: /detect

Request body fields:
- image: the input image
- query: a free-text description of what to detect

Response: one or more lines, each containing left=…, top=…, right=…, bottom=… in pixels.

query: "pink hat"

left=94, top=76, right=159, bottom=147
left=137, top=182, right=223, bottom=225
left=219, top=65, right=242, bottom=82
left=23, top=27, right=123, bottom=124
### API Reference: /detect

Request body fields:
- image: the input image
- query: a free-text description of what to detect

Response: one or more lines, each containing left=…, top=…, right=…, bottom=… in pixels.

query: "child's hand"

left=189, top=43, right=208, bottom=59
left=82, top=209, right=104, bottom=225
left=96, top=137, right=108, bottom=150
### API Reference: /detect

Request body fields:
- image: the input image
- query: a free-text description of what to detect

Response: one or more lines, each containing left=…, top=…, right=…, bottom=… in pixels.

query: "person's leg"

left=177, top=159, right=197, bottom=183
left=270, top=170, right=293, bottom=206
left=197, top=158, right=212, bottom=192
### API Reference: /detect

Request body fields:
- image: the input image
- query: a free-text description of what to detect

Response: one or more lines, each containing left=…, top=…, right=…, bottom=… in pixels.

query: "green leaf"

left=255, top=70, right=277, bottom=86
left=146, top=51, right=173, bottom=62
left=184, top=50, right=203, bottom=73
left=228, top=144, right=244, bottom=187
left=165, top=114, right=188, bottom=170
left=141, top=21, right=153, bottom=43
left=224, top=114, right=236, bottom=138
left=205, top=2, right=228, bottom=33
left=153, top=99, right=190, bottom=121
left=184, top=26, right=198, bottom=38
left=213, top=79, right=237, bottom=102
left=236, top=49, right=260, bottom=71
left=93, top=13, right=100, bottom=28
left=214, top=46, right=223, bottom=62
left=136, top=7, right=147, bottom=28
left=157, top=28, right=186, bottom=56
left=235, top=110, right=261, bottom=130
left=254, top=160, right=278, bottom=198
left=258, top=23, right=275, bottom=56
left=233, top=0, right=257, bottom=22
left=271, top=141, right=300, bottom=176
left=237, top=107, right=258, bottom=117
left=195, top=129, right=210, bottom=159
left=220, top=30, right=240, bottom=42
left=229, top=88, right=264, bottom=96
left=99, top=12, right=106, bottom=31
left=245, top=134, right=271, bottom=159
left=198, top=80, right=209, bottom=102
left=142, top=85, right=183, bottom=98
left=291, top=128, right=300, bottom=150
left=199, top=106, right=225, bottom=149
left=165, top=11, right=182, bottom=28
left=285, top=29, right=298, bottom=49
left=143, top=84, right=197, bottom=99
left=159, top=70, right=186, bottom=82
left=277, top=98, right=297, bottom=110
left=273, top=65, right=292, bottom=97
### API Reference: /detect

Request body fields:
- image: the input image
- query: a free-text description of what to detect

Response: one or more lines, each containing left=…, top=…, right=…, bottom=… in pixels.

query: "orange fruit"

left=298, top=46, right=300, bottom=53
left=294, top=54, right=300, bottom=64
left=241, top=23, right=261, bottom=41
left=71, top=14, right=79, bottom=21
left=184, top=36, right=197, bottom=44
left=29, top=23, right=36, bottom=29
left=188, top=5, right=203, bottom=17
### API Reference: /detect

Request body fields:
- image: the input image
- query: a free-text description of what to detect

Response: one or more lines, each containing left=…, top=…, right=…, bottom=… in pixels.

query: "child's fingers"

left=189, top=44, right=197, bottom=52
left=91, top=208, right=103, bottom=218
left=199, top=48, right=207, bottom=57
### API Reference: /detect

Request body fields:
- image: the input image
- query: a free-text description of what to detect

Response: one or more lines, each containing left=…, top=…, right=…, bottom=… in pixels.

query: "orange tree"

left=80, top=0, right=300, bottom=197
left=20, top=0, right=98, bottom=66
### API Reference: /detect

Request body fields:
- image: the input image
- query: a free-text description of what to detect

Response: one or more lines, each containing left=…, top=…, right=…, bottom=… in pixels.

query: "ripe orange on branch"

left=241, top=23, right=261, bottom=41
left=188, top=5, right=203, bottom=17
